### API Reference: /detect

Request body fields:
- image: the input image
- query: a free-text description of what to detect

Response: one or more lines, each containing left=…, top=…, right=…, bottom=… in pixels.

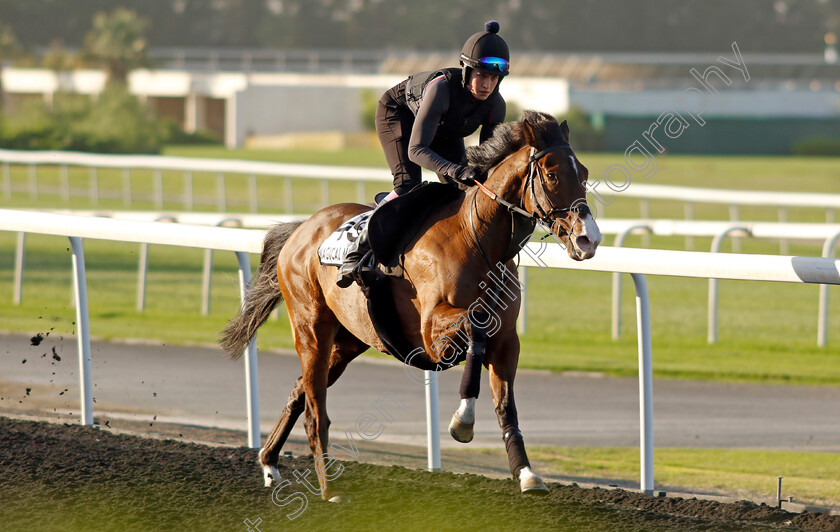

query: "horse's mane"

left=467, top=109, right=564, bottom=173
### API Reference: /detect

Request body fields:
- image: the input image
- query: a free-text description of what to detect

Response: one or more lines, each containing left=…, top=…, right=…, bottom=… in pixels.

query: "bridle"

left=474, top=143, right=591, bottom=232
left=470, top=142, right=591, bottom=268
left=525, top=144, right=591, bottom=226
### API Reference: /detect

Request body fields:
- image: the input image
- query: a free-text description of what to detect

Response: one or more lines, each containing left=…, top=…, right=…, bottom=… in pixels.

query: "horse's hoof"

left=258, top=449, right=279, bottom=487
left=262, top=464, right=280, bottom=487
left=328, top=495, right=350, bottom=503
left=519, top=467, right=549, bottom=495
left=448, top=412, right=474, bottom=443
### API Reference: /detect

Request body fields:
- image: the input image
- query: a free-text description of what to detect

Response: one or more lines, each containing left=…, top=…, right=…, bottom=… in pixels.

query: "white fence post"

left=69, top=236, right=94, bottom=426
left=202, top=248, right=213, bottom=315
left=236, top=251, right=261, bottom=449
left=356, top=181, right=366, bottom=204
left=28, top=164, right=38, bottom=200
left=203, top=219, right=243, bottom=315
left=424, top=370, right=441, bottom=471
left=184, top=171, right=194, bottom=211
left=89, top=167, right=98, bottom=205
left=708, top=227, right=751, bottom=344
left=320, top=178, right=329, bottom=209
left=137, top=243, right=149, bottom=312
left=640, top=199, right=651, bottom=248
left=631, top=273, right=654, bottom=495
left=778, top=206, right=789, bottom=255
left=683, top=202, right=694, bottom=250
left=612, top=225, right=652, bottom=340
left=122, top=168, right=132, bottom=207
left=14, top=232, right=25, bottom=305
left=728, top=205, right=741, bottom=252
left=217, top=173, right=226, bottom=212
left=137, top=216, right=177, bottom=312
left=818, top=230, right=840, bottom=347
left=2, top=161, right=10, bottom=199
left=284, top=176, right=293, bottom=213
left=154, top=169, right=163, bottom=209
left=248, top=174, right=258, bottom=213
left=60, top=165, right=70, bottom=203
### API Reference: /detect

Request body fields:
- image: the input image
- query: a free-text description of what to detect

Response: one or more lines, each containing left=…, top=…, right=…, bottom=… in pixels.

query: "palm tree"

left=83, top=8, right=150, bottom=87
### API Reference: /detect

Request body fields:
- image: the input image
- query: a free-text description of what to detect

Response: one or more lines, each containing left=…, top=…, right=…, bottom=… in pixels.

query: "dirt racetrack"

left=2, top=416, right=838, bottom=532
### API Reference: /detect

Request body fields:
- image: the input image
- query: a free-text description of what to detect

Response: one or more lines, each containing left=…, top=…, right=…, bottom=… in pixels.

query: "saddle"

left=323, top=181, right=532, bottom=369
left=368, top=182, right=463, bottom=275
left=350, top=183, right=461, bottom=369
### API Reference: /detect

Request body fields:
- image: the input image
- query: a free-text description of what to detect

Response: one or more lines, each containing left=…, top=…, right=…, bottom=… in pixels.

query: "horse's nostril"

left=577, top=235, right=591, bottom=248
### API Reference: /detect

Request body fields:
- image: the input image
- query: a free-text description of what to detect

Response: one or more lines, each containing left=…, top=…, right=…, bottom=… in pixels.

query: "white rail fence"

left=2, top=149, right=840, bottom=224
left=2, top=209, right=839, bottom=494
left=10, top=210, right=840, bottom=346
left=0, top=149, right=392, bottom=212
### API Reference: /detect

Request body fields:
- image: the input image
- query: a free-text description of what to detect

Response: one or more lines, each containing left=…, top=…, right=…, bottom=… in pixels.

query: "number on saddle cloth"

left=317, top=210, right=373, bottom=266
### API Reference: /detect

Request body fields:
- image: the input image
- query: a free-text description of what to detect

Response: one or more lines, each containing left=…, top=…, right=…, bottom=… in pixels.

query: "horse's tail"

left=219, top=221, right=303, bottom=359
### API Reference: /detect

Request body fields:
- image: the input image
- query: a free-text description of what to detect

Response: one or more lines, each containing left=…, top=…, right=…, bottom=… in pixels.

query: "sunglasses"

left=477, top=56, right=509, bottom=73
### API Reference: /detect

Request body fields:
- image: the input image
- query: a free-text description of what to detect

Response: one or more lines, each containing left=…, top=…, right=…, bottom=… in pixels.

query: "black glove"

left=453, top=165, right=480, bottom=186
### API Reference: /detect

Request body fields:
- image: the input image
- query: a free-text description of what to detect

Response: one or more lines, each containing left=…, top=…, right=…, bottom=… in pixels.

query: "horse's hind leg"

left=487, top=334, right=549, bottom=495
left=259, top=330, right=366, bottom=488
left=300, top=326, right=368, bottom=501
left=259, top=376, right=305, bottom=487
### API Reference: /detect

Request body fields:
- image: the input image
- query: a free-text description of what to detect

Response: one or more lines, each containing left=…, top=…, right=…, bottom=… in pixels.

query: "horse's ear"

left=522, top=118, right=538, bottom=148
left=560, top=119, right=570, bottom=142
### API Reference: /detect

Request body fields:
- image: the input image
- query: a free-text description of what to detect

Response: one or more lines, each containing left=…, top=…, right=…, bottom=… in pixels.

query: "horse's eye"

left=546, top=173, right=557, bottom=180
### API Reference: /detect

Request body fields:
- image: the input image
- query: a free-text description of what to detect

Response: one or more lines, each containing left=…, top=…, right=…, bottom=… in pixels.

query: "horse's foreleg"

left=449, top=318, right=487, bottom=443
left=488, top=340, right=549, bottom=495
left=425, top=304, right=483, bottom=443
left=259, top=377, right=305, bottom=487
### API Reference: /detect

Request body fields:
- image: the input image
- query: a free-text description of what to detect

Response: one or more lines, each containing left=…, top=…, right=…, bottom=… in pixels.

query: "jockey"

left=337, top=20, right=510, bottom=287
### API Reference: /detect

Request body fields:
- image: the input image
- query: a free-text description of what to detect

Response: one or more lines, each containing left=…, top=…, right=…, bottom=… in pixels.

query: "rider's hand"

left=453, top=165, right=480, bottom=186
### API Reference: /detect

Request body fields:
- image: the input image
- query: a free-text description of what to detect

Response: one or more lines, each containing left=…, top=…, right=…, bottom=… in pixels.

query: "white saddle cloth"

left=317, top=210, right=373, bottom=266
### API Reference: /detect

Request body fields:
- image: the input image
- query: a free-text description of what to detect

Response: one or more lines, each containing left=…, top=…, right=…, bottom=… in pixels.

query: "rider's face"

left=467, top=70, right=500, bottom=101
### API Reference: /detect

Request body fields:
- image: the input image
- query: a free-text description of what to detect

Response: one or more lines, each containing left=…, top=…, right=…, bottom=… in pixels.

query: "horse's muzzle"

left=567, top=213, right=601, bottom=261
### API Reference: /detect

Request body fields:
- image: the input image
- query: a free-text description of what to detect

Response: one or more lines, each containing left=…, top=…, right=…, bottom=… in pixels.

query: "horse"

left=219, top=110, right=602, bottom=501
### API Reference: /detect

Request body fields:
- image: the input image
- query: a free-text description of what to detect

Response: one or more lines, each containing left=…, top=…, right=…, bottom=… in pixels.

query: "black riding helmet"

left=459, top=20, right=510, bottom=88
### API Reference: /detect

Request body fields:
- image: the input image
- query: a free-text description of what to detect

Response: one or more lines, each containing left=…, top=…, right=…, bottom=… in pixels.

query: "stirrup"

left=336, top=250, right=374, bottom=288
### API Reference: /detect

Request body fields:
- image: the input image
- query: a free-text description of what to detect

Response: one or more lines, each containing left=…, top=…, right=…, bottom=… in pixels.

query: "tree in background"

left=0, top=23, right=22, bottom=110
left=556, top=106, right=604, bottom=152
left=83, top=8, right=150, bottom=86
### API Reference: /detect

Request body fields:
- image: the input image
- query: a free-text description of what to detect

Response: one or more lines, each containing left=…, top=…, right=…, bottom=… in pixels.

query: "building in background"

left=2, top=49, right=838, bottom=153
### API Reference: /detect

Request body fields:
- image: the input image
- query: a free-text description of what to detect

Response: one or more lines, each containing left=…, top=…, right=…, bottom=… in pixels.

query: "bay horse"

left=220, top=110, right=601, bottom=501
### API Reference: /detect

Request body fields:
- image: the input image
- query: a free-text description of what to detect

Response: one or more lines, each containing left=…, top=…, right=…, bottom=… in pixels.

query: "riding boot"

left=336, top=221, right=373, bottom=288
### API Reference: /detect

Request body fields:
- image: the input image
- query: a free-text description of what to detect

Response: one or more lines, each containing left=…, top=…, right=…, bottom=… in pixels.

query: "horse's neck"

left=460, top=149, right=529, bottom=264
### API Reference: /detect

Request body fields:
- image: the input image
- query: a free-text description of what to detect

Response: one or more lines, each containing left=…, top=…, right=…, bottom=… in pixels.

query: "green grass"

left=1, top=148, right=839, bottom=385
left=466, top=446, right=840, bottom=508
left=2, top=147, right=838, bottom=221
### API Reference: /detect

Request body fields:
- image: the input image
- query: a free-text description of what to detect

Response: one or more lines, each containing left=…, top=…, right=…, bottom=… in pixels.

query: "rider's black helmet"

left=460, top=20, right=510, bottom=80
